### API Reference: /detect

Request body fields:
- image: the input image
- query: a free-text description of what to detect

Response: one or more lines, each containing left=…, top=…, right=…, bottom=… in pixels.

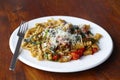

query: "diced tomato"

left=92, top=48, right=98, bottom=54
left=77, top=48, right=85, bottom=56
left=71, top=48, right=85, bottom=60
left=71, top=52, right=80, bottom=60
left=52, top=54, right=59, bottom=61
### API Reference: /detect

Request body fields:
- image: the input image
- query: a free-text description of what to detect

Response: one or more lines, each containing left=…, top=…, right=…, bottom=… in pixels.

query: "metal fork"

left=9, top=21, right=28, bottom=71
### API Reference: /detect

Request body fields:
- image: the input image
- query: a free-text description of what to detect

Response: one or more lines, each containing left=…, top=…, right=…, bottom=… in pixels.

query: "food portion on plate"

left=22, top=19, right=102, bottom=62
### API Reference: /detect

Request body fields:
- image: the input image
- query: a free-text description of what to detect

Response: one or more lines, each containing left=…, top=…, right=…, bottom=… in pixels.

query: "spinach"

left=87, top=31, right=93, bottom=35
left=44, top=30, right=48, bottom=38
left=81, top=32, right=86, bottom=38
left=24, top=37, right=41, bottom=45
left=44, top=53, right=48, bottom=59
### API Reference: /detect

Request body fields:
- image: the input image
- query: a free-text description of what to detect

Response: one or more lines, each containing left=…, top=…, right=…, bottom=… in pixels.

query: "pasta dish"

left=22, top=19, right=102, bottom=62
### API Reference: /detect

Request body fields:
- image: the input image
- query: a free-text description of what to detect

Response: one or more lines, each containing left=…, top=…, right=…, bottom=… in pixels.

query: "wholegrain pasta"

left=22, top=19, right=102, bottom=62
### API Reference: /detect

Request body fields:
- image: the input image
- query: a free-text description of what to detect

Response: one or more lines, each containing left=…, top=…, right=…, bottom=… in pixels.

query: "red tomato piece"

left=92, top=48, right=98, bottom=54
left=53, top=54, right=59, bottom=61
left=71, top=52, right=80, bottom=60
left=77, top=48, right=85, bottom=56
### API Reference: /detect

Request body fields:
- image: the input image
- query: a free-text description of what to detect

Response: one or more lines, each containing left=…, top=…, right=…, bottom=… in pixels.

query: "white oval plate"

left=9, top=16, right=113, bottom=73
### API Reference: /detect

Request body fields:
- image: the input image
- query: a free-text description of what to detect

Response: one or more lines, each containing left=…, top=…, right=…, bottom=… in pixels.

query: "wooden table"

left=0, top=0, right=120, bottom=80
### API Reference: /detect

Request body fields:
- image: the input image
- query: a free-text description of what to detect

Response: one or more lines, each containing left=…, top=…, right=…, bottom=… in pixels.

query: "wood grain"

left=0, top=0, right=120, bottom=80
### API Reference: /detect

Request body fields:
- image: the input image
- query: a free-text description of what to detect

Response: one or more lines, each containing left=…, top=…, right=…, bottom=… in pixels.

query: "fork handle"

left=9, top=37, right=23, bottom=71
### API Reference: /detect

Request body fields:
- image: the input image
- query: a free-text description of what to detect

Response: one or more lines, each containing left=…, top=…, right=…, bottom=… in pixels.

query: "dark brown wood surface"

left=0, top=0, right=120, bottom=80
